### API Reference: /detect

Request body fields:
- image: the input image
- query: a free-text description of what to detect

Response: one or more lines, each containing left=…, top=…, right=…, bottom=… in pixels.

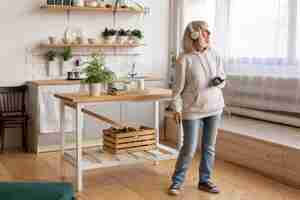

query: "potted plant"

left=130, top=29, right=143, bottom=44
left=117, top=29, right=130, bottom=44
left=60, top=47, right=73, bottom=76
left=102, top=28, right=117, bottom=44
left=45, top=50, right=59, bottom=77
left=82, top=53, right=115, bottom=96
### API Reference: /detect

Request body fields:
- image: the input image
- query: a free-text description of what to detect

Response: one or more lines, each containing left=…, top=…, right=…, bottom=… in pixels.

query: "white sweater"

left=171, top=48, right=226, bottom=120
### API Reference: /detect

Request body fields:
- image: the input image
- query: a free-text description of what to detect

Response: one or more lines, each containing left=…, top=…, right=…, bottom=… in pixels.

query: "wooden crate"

left=103, top=126, right=156, bottom=154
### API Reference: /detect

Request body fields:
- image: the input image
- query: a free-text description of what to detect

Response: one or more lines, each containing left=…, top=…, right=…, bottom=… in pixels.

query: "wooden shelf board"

left=41, top=5, right=144, bottom=13
left=40, top=43, right=144, bottom=48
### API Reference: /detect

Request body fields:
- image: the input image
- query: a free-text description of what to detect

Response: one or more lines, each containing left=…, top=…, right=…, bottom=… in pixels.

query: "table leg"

left=154, top=101, right=159, bottom=165
left=59, top=100, right=66, bottom=180
left=75, top=104, right=83, bottom=192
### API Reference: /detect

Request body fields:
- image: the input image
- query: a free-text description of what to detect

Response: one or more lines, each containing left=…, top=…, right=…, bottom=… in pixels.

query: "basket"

left=103, top=126, right=156, bottom=154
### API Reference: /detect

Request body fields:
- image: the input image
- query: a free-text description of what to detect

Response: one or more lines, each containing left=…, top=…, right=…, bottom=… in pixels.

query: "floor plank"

left=0, top=151, right=299, bottom=200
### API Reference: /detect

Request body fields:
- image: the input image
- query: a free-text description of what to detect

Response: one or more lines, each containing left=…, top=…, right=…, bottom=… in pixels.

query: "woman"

left=168, top=20, right=226, bottom=195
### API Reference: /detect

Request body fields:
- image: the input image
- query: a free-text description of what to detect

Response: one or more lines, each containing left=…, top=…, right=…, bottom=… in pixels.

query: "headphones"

left=188, top=23, right=200, bottom=40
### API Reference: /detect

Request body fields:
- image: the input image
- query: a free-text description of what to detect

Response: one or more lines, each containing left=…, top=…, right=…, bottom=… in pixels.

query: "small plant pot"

left=62, top=38, right=71, bottom=44
left=130, top=36, right=141, bottom=44
left=76, top=36, right=86, bottom=44
left=97, top=1, right=105, bottom=8
left=73, top=0, right=84, bottom=7
left=88, top=38, right=97, bottom=44
left=117, top=36, right=128, bottom=44
left=46, top=59, right=60, bottom=77
left=89, top=83, right=102, bottom=96
left=48, top=36, right=57, bottom=45
left=103, top=36, right=116, bottom=44
left=86, top=0, right=98, bottom=7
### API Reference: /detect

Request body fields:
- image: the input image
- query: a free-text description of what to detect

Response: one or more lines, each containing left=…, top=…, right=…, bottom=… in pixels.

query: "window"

left=223, top=0, right=299, bottom=76
left=177, top=0, right=300, bottom=76
left=229, top=0, right=289, bottom=59
left=183, top=0, right=216, bottom=30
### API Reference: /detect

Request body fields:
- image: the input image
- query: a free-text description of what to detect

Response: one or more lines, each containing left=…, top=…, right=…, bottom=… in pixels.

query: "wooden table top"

left=54, top=87, right=172, bottom=103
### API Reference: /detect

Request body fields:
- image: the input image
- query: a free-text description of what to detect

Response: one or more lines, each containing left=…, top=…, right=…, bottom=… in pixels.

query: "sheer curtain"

left=219, top=0, right=300, bottom=114
left=225, top=0, right=300, bottom=77
left=173, top=0, right=300, bottom=114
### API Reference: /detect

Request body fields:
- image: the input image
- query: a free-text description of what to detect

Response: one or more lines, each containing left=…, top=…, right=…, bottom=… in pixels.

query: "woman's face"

left=193, top=28, right=210, bottom=51
left=201, top=29, right=211, bottom=44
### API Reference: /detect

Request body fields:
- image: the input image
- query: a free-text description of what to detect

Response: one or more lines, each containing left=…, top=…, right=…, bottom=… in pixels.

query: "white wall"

left=0, top=0, right=169, bottom=85
left=0, top=0, right=170, bottom=148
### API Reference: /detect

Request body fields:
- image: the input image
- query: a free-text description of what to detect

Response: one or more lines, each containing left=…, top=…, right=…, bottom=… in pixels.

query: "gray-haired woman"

left=168, top=20, right=226, bottom=195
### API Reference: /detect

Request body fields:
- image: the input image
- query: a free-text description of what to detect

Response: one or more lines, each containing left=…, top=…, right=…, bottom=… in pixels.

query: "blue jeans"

left=171, top=114, right=221, bottom=186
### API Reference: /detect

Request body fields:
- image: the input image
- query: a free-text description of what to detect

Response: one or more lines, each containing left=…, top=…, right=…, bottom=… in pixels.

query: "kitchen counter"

left=28, top=75, right=163, bottom=86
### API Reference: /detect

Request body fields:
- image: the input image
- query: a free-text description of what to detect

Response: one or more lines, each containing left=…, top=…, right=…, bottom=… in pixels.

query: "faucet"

left=128, top=63, right=138, bottom=80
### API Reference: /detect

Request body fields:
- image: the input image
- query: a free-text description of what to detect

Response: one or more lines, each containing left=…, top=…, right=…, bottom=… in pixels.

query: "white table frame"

left=58, top=98, right=180, bottom=192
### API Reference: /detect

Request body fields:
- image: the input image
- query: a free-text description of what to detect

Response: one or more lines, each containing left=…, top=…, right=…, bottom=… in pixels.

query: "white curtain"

left=173, top=0, right=300, bottom=114
left=225, top=0, right=300, bottom=77
left=218, top=0, right=300, bottom=114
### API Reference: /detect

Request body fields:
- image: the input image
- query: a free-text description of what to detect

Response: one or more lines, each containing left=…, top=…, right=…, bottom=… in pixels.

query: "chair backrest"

left=0, top=85, right=27, bottom=115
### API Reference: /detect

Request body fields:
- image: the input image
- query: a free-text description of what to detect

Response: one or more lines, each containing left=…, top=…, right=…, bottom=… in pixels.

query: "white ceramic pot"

left=73, top=0, right=84, bottom=7
left=89, top=83, right=102, bottom=96
left=103, top=36, right=116, bottom=44
left=47, top=59, right=60, bottom=77
left=130, top=36, right=141, bottom=44
left=98, top=1, right=106, bottom=8
left=117, top=36, right=128, bottom=44
left=86, top=0, right=98, bottom=7
left=48, top=36, right=57, bottom=45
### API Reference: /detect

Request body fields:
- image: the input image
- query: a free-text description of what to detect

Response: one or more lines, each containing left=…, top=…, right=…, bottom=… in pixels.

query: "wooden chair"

left=0, top=85, right=29, bottom=152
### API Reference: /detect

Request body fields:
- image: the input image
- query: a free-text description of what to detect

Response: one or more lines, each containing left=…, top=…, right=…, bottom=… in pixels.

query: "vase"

left=89, top=83, right=102, bottom=96
left=47, top=59, right=60, bottom=77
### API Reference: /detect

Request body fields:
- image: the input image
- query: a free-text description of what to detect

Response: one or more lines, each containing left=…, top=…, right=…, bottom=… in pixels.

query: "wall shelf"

left=40, top=43, right=145, bottom=49
left=40, top=5, right=144, bottom=14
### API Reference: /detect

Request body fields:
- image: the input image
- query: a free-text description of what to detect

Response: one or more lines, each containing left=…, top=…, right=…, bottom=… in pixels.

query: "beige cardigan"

left=171, top=48, right=226, bottom=120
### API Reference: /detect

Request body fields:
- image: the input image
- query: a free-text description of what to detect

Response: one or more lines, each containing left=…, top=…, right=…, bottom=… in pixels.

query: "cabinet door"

left=38, top=84, right=122, bottom=147
left=39, top=84, right=83, bottom=133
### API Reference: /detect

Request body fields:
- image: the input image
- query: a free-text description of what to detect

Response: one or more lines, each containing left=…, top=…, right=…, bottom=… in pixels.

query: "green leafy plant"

left=60, top=47, right=72, bottom=61
left=131, top=29, right=143, bottom=39
left=82, top=53, right=115, bottom=84
left=102, top=28, right=117, bottom=38
left=118, top=29, right=130, bottom=36
left=45, top=50, right=56, bottom=61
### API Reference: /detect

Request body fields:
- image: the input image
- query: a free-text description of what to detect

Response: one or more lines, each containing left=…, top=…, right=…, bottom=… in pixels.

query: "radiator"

left=224, top=75, right=300, bottom=114
left=226, top=106, right=300, bottom=127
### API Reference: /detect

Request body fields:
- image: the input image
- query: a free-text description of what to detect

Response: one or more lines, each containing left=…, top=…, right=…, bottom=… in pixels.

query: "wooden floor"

left=0, top=151, right=299, bottom=200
